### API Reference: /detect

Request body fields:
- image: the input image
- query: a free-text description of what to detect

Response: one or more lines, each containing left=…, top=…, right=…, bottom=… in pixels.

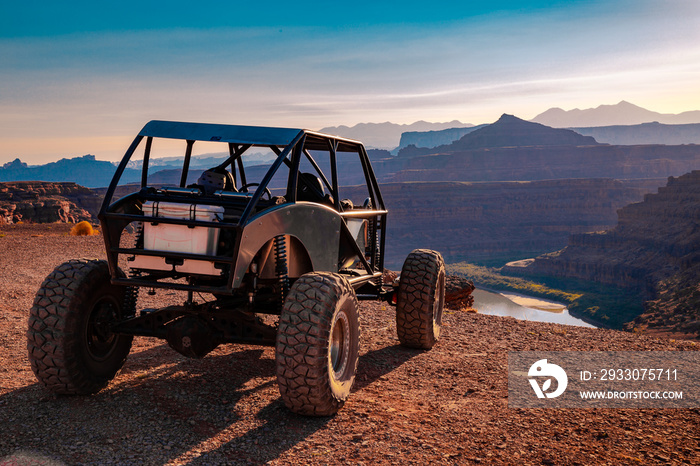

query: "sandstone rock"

left=445, top=275, right=475, bottom=309
left=0, top=181, right=101, bottom=224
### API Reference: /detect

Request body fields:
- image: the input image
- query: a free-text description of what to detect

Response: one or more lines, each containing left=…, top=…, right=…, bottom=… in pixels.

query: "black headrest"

left=297, top=173, right=325, bottom=202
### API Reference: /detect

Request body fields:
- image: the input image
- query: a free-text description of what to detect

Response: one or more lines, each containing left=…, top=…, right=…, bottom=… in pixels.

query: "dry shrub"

left=70, top=221, right=95, bottom=236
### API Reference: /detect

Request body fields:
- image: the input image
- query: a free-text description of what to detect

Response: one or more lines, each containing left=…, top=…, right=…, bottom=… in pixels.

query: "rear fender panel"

left=232, top=203, right=341, bottom=288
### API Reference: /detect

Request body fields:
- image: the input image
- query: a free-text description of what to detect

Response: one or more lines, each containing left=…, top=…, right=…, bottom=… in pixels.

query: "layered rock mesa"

left=388, top=114, right=700, bottom=183
left=0, top=181, right=101, bottom=224
left=352, top=178, right=660, bottom=268
left=129, top=114, right=700, bottom=187
left=570, top=122, right=700, bottom=146
left=398, top=125, right=486, bottom=151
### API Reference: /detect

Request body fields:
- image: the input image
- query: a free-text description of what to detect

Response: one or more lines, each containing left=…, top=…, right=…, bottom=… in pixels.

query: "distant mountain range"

left=570, top=122, right=700, bottom=146
left=4, top=103, right=700, bottom=188
left=400, top=103, right=700, bottom=150
left=0, top=155, right=141, bottom=189
left=318, top=120, right=472, bottom=150
left=532, top=101, right=700, bottom=128
left=398, top=114, right=600, bottom=157
left=0, top=149, right=394, bottom=189
left=323, top=102, right=700, bottom=150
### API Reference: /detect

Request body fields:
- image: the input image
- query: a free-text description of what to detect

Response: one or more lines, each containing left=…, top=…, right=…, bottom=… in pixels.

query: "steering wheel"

left=239, top=183, right=272, bottom=200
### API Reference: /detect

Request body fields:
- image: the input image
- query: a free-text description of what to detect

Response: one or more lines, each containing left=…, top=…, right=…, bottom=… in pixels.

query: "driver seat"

left=296, top=173, right=325, bottom=203
left=197, top=168, right=236, bottom=195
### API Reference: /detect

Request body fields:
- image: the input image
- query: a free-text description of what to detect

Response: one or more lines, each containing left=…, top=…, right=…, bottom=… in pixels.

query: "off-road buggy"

left=28, top=121, right=445, bottom=415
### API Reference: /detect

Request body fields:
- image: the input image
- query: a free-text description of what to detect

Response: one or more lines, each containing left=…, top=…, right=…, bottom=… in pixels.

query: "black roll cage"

left=98, top=120, right=388, bottom=297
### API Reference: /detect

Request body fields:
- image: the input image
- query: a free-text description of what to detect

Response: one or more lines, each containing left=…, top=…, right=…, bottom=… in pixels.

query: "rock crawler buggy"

left=28, top=121, right=445, bottom=415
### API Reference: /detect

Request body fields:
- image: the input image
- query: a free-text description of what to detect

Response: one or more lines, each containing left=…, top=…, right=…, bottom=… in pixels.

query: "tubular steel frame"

left=99, top=121, right=388, bottom=303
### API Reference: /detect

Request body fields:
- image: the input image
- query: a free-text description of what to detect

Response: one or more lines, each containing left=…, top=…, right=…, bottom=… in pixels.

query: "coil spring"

left=123, top=282, right=139, bottom=316
left=274, top=235, right=289, bottom=304
left=123, top=222, right=143, bottom=315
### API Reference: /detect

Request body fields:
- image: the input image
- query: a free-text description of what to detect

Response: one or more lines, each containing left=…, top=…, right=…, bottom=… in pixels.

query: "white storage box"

left=142, top=201, right=223, bottom=254
left=130, top=201, right=225, bottom=276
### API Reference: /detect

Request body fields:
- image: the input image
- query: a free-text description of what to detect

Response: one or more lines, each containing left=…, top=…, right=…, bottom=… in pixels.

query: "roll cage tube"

left=98, top=134, right=144, bottom=218
left=238, top=130, right=306, bottom=225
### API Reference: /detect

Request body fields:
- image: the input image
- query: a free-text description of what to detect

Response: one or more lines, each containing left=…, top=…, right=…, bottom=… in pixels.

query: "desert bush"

left=70, top=221, right=95, bottom=236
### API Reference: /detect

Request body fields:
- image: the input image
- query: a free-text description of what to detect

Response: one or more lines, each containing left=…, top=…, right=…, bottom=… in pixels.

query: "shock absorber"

left=274, top=235, right=289, bottom=305
left=124, top=222, right=144, bottom=316
left=370, top=218, right=382, bottom=286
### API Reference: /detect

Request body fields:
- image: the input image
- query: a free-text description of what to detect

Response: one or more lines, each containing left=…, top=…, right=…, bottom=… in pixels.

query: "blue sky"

left=1, top=0, right=699, bottom=163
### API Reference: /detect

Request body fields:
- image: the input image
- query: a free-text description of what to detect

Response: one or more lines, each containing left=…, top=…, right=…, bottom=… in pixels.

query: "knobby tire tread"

left=276, top=272, right=359, bottom=416
left=27, top=259, right=132, bottom=395
left=396, top=249, right=445, bottom=349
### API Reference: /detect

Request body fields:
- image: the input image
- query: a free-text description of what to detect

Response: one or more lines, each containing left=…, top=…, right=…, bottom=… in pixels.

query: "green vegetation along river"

left=473, top=289, right=595, bottom=328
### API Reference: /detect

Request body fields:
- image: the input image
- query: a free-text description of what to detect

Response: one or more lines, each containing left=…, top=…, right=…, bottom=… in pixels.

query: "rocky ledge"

left=0, top=224, right=697, bottom=465
left=0, top=181, right=101, bottom=224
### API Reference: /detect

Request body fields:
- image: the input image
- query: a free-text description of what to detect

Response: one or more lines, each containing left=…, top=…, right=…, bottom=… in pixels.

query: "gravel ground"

left=0, top=224, right=698, bottom=465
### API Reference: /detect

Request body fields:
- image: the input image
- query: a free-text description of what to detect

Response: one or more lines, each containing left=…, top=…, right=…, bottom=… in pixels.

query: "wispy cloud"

left=1, top=0, right=699, bottom=162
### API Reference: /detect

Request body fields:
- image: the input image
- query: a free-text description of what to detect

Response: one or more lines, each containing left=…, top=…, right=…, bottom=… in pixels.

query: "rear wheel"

left=27, top=259, right=133, bottom=394
left=396, top=249, right=446, bottom=349
left=276, top=272, right=360, bottom=416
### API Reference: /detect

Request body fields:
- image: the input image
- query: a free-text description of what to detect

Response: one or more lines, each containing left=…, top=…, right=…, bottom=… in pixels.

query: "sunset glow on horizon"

left=2, top=0, right=699, bottom=164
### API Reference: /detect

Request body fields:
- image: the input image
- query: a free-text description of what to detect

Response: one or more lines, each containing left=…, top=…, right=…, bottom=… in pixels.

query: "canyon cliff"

left=510, top=171, right=700, bottom=337
left=0, top=181, right=101, bottom=225
left=398, top=125, right=485, bottom=151
left=344, top=178, right=660, bottom=268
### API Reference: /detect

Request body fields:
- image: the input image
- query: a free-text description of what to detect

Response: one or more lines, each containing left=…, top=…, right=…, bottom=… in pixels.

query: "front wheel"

left=27, top=259, right=133, bottom=394
left=276, top=272, right=360, bottom=416
left=396, top=249, right=446, bottom=349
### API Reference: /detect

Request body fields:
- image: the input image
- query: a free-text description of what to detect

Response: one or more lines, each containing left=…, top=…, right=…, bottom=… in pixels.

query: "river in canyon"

left=471, top=289, right=596, bottom=328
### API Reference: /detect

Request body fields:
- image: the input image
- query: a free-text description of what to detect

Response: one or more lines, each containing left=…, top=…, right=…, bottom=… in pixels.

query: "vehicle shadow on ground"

left=190, top=343, right=423, bottom=464
left=0, top=342, right=423, bottom=465
left=0, top=343, right=280, bottom=465
left=354, top=343, right=422, bottom=391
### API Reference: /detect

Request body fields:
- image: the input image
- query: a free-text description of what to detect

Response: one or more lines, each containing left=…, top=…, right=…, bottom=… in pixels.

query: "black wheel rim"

left=330, top=310, right=350, bottom=379
left=85, top=297, right=120, bottom=361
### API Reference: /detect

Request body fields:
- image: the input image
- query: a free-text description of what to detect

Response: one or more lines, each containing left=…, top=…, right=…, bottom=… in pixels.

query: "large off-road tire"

left=27, top=259, right=133, bottom=394
left=276, top=272, right=360, bottom=416
left=396, top=249, right=446, bottom=349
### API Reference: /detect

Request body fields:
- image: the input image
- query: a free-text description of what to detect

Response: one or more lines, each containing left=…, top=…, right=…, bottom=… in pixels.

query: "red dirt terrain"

left=0, top=224, right=698, bottom=465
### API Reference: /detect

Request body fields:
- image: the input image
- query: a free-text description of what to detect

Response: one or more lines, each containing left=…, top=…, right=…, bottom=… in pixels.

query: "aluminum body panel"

left=232, top=202, right=341, bottom=288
